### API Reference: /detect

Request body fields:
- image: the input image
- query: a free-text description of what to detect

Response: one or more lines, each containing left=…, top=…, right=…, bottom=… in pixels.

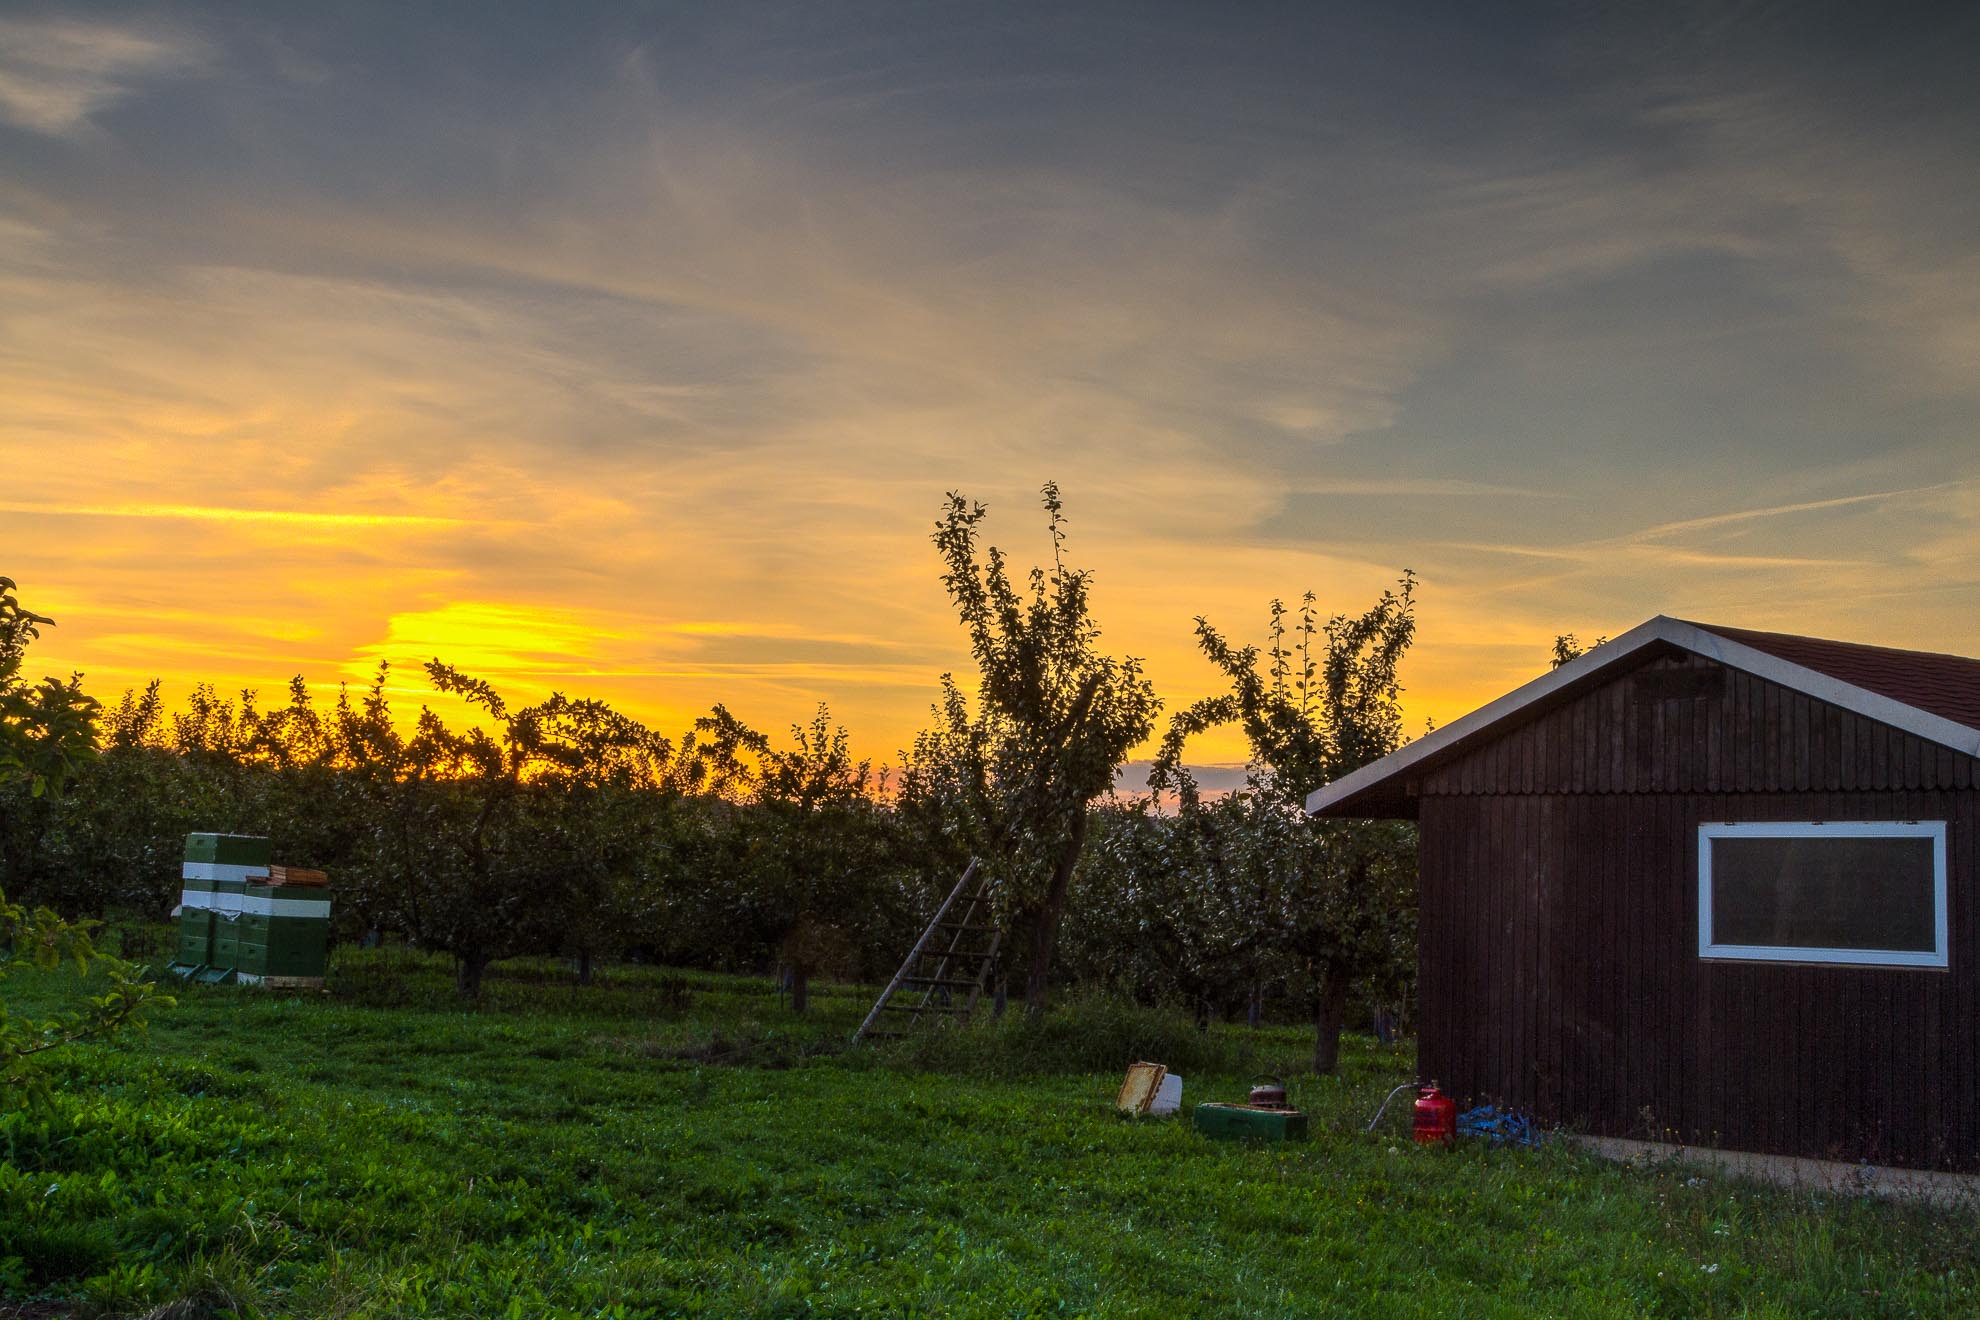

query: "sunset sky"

left=4, top=2, right=1977, bottom=768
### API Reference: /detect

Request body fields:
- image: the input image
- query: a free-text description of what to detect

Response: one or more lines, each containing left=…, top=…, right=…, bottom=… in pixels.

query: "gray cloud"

left=0, top=15, right=204, bottom=135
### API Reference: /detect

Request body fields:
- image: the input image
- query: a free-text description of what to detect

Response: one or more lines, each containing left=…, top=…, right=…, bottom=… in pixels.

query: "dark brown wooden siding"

left=1420, top=652, right=1976, bottom=798
left=1413, top=653, right=1980, bottom=1170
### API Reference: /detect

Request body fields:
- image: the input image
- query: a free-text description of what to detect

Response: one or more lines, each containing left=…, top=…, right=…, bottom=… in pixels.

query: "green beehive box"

left=173, top=877, right=221, bottom=972
left=1193, top=1103, right=1309, bottom=1142
left=175, top=908, right=214, bottom=966
left=183, top=834, right=273, bottom=867
left=265, top=916, right=330, bottom=978
left=236, top=880, right=332, bottom=984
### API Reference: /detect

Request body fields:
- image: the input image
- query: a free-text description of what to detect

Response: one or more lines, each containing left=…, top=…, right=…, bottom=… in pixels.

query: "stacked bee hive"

left=171, top=833, right=332, bottom=988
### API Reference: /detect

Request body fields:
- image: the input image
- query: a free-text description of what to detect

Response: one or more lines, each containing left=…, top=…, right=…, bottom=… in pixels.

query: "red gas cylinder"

left=1412, top=1084, right=1457, bottom=1145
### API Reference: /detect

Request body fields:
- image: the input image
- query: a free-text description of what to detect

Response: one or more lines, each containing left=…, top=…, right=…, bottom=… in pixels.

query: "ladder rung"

left=934, top=924, right=999, bottom=935
left=900, top=976, right=981, bottom=989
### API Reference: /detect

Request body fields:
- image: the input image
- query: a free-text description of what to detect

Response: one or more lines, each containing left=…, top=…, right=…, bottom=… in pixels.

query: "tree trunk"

left=992, top=973, right=1008, bottom=1020
left=1311, top=963, right=1351, bottom=1074
left=575, top=948, right=594, bottom=987
left=1023, top=809, right=1090, bottom=1015
left=1248, top=984, right=1262, bottom=1030
left=790, top=965, right=810, bottom=1015
left=457, top=950, right=490, bottom=999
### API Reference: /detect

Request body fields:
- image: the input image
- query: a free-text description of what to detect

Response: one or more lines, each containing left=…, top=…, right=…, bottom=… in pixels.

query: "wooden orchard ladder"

left=853, top=859, right=1002, bottom=1043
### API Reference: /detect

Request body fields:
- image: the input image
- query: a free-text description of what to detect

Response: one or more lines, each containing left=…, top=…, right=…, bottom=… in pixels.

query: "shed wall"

left=1415, top=653, right=1980, bottom=1169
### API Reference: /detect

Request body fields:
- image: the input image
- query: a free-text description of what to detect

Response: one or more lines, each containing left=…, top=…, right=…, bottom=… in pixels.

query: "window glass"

left=1709, top=835, right=1936, bottom=953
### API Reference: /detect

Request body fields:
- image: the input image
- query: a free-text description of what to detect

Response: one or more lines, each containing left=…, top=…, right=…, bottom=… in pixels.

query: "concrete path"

left=1574, top=1136, right=1980, bottom=1208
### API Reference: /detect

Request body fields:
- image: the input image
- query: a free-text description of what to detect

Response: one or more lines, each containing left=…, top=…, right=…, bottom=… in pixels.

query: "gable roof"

left=1306, top=616, right=1980, bottom=819
left=1680, top=621, right=1980, bottom=733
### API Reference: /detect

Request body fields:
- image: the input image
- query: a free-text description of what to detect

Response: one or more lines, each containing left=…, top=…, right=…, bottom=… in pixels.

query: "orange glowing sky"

left=4, top=4, right=1978, bottom=769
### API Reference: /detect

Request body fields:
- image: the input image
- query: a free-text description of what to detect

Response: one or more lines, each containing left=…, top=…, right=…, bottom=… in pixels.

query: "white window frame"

left=1697, top=821, right=1949, bottom=968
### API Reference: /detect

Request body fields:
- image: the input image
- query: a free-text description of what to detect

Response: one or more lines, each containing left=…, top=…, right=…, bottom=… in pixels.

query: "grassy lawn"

left=4, top=942, right=1977, bottom=1318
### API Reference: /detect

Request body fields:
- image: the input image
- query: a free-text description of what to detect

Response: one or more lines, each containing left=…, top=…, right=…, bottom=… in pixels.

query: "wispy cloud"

left=0, top=16, right=204, bottom=136
left=0, top=501, right=487, bottom=529
left=1290, top=478, right=1568, bottom=500
left=1623, top=487, right=1950, bottom=541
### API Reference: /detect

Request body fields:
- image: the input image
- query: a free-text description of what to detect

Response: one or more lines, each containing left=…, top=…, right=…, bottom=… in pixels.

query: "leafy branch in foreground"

left=1, top=889, right=166, bottom=1099
left=0, top=576, right=167, bottom=1100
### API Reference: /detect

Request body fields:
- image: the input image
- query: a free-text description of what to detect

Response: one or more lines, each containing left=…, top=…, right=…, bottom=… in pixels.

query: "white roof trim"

left=1306, top=615, right=1980, bottom=815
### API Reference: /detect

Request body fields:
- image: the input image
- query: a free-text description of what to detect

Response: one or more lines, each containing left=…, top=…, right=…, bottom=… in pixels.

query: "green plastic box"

left=1193, top=1103, right=1309, bottom=1142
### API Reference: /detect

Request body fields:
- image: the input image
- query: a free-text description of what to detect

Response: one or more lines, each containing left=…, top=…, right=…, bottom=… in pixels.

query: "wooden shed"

left=1308, top=616, right=1980, bottom=1170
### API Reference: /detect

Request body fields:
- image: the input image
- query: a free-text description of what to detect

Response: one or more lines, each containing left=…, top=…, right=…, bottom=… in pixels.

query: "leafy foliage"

left=0, top=577, right=102, bottom=891
left=0, top=578, right=165, bottom=1101
left=4, top=540, right=1417, bottom=1039
left=1553, top=633, right=1610, bottom=668
left=384, top=661, right=683, bottom=995
left=1153, top=573, right=1417, bottom=804
left=691, top=703, right=896, bottom=1011
left=0, top=895, right=160, bottom=1102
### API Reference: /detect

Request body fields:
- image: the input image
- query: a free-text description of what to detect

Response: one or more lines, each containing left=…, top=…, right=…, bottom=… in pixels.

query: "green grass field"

left=4, top=942, right=1977, bottom=1318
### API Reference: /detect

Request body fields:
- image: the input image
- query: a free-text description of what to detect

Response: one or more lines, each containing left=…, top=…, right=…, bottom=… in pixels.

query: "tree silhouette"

left=906, top=484, right=1159, bottom=1012
left=1151, top=574, right=1417, bottom=1072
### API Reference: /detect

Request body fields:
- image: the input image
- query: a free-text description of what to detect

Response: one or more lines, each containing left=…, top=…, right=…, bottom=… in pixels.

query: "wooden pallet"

left=853, top=859, right=1002, bottom=1043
